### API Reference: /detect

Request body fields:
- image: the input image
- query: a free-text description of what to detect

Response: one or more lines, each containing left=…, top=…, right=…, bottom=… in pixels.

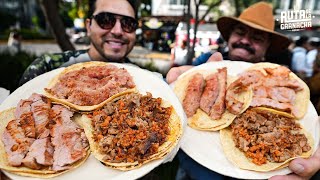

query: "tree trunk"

left=39, top=0, right=75, bottom=51
left=185, top=0, right=222, bottom=65
left=185, top=0, right=193, bottom=65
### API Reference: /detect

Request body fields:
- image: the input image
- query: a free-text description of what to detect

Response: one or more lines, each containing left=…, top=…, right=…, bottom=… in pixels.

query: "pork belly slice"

left=209, top=68, right=227, bottom=120
left=200, top=73, right=219, bottom=114
left=2, top=120, right=34, bottom=166
left=30, top=94, right=51, bottom=138
left=183, top=73, right=205, bottom=117
left=22, top=137, right=54, bottom=170
left=50, top=105, right=88, bottom=171
left=250, top=97, right=298, bottom=116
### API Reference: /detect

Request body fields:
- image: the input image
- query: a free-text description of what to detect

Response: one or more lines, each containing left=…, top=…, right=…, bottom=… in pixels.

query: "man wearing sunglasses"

left=19, top=0, right=138, bottom=85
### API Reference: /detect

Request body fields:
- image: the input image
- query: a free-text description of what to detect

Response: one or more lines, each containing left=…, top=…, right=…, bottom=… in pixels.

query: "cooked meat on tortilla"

left=0, top=93, right=89, bottom=177
left=220, top=107, right=313, bottom=172
left=92, top=92, right=172, bottom=163
left=231, top=109, right=311, bottom=165
left=226, top=63, right=309, bottom=119
left=182, top=68, right=227, bottom=119
left=78, top=92, right=182, bottom=170
left=174, top=67, right=251, bottom=131
left=45, top=63, right=135, bottom=106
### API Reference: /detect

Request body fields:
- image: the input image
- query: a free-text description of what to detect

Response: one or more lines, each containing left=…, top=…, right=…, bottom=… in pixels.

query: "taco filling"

left=227, top=65, right=305, bottom=118
left=1, top=93, right=89, bottom=174
left=90, top=92, right=172, bottom=163
left=45, top=64, right=135, bottom=106
left=182, top=67, right=227, bottom=119
left=230, top=108, right=311, bottom=166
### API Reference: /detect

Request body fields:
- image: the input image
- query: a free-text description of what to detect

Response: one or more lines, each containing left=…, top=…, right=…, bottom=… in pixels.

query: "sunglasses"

left=91, top=12, right=138, bottom=33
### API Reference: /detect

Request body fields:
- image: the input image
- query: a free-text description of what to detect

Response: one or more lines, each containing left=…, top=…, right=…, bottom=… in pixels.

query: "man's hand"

left=166, top=52, right=223, bottom=84
left=270, top=147, right=320, bottom=180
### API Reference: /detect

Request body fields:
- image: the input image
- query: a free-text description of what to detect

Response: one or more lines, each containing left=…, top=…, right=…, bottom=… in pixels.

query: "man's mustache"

left=232, top=43, right=255, bottom=54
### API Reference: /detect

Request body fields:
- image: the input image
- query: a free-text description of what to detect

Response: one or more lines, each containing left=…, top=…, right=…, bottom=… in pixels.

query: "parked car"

left=171, top=22, right=220, bottom=66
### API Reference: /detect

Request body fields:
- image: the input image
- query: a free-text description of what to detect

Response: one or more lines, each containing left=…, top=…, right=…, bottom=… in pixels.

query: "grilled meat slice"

left=2, top=120, right=34, bottom=166
left=183, top=73, right=205, bottom=117
left=50, top=105, right=88, bottom=171
left=22, top=137, right=54, bottom=169
left=200, top=73, right=219, bottom=114
left=209, top=68, right=227, bottom=120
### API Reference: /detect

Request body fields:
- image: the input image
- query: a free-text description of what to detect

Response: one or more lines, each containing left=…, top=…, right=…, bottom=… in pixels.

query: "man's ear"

left=85, top=18, right=92, bottom=36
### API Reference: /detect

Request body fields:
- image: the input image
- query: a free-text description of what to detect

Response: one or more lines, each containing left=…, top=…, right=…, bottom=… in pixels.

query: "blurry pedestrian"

left=291, top=36, right=308, bottom=79
left=305, top=40, right=319, bottom=79
left=7, top=29, right=22, bottom=53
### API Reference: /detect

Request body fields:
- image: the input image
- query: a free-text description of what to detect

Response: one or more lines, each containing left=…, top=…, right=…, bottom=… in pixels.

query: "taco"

left=220, top=107, right=314, bottom=172
left=174, top=67, right=252, bottom=131
left=77, top=92, right=182, bottom=170
left=44, top=61, right=137, bottom=111
left=226, top=62, right=309, bottom=119
left=0, top=93, right=89, bottom=178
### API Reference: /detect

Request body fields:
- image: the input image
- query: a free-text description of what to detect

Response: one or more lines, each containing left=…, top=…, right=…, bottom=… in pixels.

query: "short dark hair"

left=295, top=36, right=309, bottom=46
left=88, top=0, right=139, bottom=18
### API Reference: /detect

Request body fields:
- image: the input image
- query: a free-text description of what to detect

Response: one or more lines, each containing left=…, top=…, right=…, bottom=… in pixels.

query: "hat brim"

left=217, top=17, right=291, bottom=53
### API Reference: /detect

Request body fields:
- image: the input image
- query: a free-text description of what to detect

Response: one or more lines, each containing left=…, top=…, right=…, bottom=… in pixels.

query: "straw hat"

left=217, top=2, right=290, bottom=53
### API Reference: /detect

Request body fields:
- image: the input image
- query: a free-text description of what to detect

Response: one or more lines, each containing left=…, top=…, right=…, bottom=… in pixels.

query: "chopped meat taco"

left=45, top=61, right=137, bottom=111
left=0, top=93, right=89, bottom=178
left=226, top=62, right=309, bottom=119
left=220, top=107, right=314, bottom=172
left=77, top=92, right=182, bottom=170
left=174, top=68, right=252, bottom=131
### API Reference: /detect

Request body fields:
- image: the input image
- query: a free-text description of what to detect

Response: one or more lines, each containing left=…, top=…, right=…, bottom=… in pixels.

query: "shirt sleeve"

left=192, top=52, right=212, bottom=66
left=19, top=53, right=65, bottom=86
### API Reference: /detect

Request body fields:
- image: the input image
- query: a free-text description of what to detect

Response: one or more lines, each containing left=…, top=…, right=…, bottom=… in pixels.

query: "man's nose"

left=239, top=33, right=251, bottom=44
left=110, top=19, right=124, bottom=35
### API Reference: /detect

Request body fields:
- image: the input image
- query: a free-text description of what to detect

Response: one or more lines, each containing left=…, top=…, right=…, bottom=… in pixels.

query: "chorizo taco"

left=77, top=92, right=182, bottom=170
left=174, top=68, right=252, bottom=131
left=0, top=93, right=89, bottom=178
left=227, top=62, right=309, bottom=119
left=220, top=107, right=314, bottom=172
left=44, top=61, right=137, bottom=111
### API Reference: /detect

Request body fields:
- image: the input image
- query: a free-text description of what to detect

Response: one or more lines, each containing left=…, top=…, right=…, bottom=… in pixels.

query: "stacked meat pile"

left=2, top=93, right=89, bottom=171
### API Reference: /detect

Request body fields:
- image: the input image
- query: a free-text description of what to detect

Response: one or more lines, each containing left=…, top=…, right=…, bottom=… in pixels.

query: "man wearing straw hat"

left=168, top=2, right=320, bottom=180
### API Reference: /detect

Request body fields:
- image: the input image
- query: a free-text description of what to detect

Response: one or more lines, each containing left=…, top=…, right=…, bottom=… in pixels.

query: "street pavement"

left=0, top=42, right=172, bottom=76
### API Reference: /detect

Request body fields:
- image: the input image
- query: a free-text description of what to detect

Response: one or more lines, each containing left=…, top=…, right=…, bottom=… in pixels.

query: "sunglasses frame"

left=91, top=12, right=138, bottom=33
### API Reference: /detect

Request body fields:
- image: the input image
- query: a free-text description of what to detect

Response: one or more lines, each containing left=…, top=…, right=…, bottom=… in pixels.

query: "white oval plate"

left=0, top=63, right=187, bottom=180
left=174, top=61, right=319, bottom=179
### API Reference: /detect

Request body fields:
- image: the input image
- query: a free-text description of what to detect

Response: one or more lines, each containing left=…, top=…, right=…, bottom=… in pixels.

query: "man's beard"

left=91, top=40, right=128, bottom=63
left=231, top=43, right=255, bottom=55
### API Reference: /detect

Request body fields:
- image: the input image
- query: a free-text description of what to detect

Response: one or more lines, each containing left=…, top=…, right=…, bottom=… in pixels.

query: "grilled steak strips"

left=183, top=68, right=228, bottom=119
left=230, top=109, right=311, bottom=165
left=91, top=93, right=172, bottom=163
left=45, top=65, right=135, bottom=106
left=1, top=93, right=89, bottom=171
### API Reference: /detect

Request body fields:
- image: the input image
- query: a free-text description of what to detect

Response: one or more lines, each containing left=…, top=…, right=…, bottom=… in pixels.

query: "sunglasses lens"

left=121, top=17, right=138, bottom=33
left=95, top=13, right=115, bottom=30
left=93, top=12, right=138, bottom=33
